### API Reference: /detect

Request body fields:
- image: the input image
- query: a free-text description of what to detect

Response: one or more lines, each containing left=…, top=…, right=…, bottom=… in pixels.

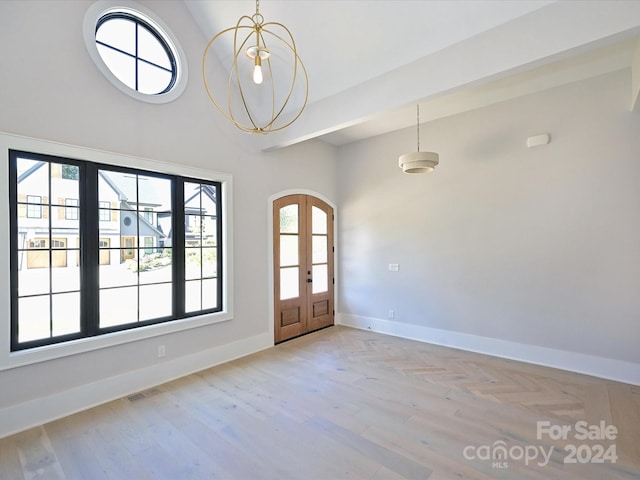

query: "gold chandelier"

left=202, top=0, right=308, bottom=134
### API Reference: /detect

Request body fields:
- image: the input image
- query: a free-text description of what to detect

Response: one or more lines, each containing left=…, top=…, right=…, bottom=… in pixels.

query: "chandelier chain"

left=256, top=0, right=260, bottom=15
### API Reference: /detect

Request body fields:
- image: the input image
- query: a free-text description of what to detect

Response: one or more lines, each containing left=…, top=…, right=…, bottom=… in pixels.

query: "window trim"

left=82, top=0, right=188, bottom=104
left=0, top=132, right=233, bottom=371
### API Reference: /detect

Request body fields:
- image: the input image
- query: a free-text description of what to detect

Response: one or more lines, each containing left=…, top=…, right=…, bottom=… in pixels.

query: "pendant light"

left=399, top=105, right=439, bottom=174
left=202, top=0, right=308, bottom=134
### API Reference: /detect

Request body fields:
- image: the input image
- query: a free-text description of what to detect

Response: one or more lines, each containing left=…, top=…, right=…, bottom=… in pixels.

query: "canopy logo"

left=463, top=420, right=618, bottom=469
left=462, top=441, right=553, bottom=469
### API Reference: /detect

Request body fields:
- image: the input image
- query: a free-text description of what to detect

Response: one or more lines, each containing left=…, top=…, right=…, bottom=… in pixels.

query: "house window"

left=83, top=1, right=188, bottom=104
left=143, top=207, right=154, bottom=224
left=26, top=195, right=42, bottom=218
left=10, top=150, right=223, bottom=351
left=65, top=198, right=79, bottom=220
left=144, top=236, right=154, bottom=254
left=99, top=201, right=111, bottom=221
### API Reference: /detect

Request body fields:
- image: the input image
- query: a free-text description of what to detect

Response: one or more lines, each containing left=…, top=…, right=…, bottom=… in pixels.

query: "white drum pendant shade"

left=399, top=151, right=439, bottom=174
left=399, top=105, right=439, bottom=174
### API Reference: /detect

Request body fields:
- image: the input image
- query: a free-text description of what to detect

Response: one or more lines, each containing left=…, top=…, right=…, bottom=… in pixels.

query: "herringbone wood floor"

left=1, top=326, right=638, bottom=479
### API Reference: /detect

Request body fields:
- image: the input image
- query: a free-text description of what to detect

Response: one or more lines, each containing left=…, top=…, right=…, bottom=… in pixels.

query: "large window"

left=9, top=150, right=223, bottom=351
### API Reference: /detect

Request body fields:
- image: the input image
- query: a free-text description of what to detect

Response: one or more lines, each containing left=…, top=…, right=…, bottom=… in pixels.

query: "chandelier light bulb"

left=253, top=56, right=263, bottom=84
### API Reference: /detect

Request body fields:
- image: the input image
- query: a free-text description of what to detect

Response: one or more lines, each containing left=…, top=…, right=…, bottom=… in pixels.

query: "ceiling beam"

left=261, top=1, right=640, bottom=151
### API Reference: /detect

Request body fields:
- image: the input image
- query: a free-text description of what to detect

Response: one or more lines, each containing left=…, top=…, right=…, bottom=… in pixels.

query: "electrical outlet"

left=389, top=263, right=399, bottom=272
left=157, top=345, right=166, bottom=358
left=388, top=309, right=395, bottom=319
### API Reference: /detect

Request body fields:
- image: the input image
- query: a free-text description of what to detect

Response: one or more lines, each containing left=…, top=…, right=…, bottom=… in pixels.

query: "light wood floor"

left=1, top=326, right=638, bottom=479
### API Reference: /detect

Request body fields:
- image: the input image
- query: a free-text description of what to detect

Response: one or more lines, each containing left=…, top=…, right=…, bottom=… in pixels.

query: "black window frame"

left=9, top=150, right=223, bottom=352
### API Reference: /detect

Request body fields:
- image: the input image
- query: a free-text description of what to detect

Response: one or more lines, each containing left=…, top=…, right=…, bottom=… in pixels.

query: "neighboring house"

left=159, top=182, right=217, bottom=248
left=16, top=161, right=166, bottom=270
left=98, top=169, right=167, bottom=262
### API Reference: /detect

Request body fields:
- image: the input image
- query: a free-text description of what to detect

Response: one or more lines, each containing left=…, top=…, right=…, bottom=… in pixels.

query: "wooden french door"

left=274, top=195, right=334, bottom=343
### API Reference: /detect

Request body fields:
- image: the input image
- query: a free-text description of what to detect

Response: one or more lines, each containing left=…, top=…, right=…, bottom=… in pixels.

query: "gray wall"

left=337, top=69, right=640, bottom=364
left=0, top=1, right=337, bottom=412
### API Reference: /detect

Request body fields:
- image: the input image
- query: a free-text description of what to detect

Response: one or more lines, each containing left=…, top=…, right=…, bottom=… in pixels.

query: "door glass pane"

left=280, top=235, right=298, bottom=267
left=280, top=267, right=299, bottom=300
left=312, top=235, right=327, bottom=264
left=52, top=292, right=81, bottom=336
left=280, top=204, right=298, bottom=233
left=18, top=296, right=50, bottom=342
left=312, top=264, right=328, bottom=294
left=312, top=206, right=327, bottom=234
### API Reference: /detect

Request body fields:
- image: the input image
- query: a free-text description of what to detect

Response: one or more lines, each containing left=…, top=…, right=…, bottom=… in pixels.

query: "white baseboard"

left=0, top=332, right=273, bottom=439
left=337, top=313, right=640, bottom=386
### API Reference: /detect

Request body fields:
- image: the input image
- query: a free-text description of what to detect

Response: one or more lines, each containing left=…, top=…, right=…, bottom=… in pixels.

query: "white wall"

left=337, top=70, right=640, bottom=382
left=0, top=0, right=337, bottom=437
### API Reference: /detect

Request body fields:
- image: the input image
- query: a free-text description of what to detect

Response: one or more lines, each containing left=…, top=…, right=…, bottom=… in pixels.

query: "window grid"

left=95, top=13, right=176, bottom=95
left=10, top=151, right=222, bottom=351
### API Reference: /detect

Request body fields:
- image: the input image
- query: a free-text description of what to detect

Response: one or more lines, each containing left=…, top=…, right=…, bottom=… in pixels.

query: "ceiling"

left=184, top=1, right=640, bottom=151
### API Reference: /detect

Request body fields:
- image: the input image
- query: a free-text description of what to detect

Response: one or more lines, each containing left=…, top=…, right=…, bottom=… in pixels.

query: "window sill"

left=2, top=310, right=233, bottom=371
